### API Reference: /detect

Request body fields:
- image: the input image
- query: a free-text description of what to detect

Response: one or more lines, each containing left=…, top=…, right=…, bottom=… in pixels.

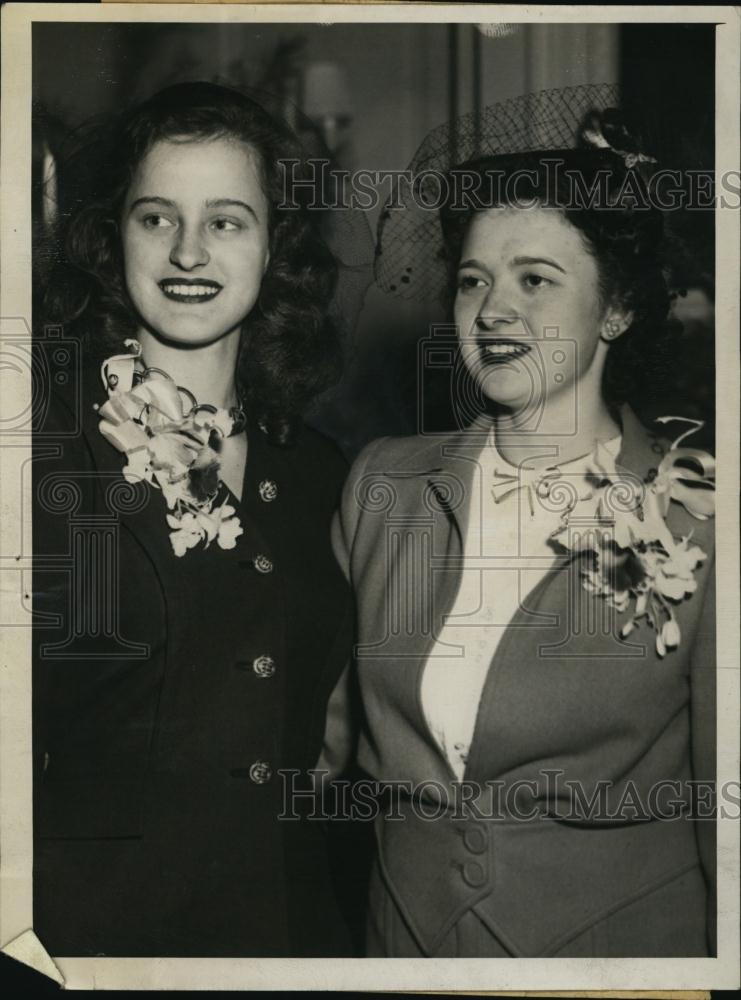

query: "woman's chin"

left=477, top=372, right=536, bottom=411
left=142, top=322, right=238, bottom=350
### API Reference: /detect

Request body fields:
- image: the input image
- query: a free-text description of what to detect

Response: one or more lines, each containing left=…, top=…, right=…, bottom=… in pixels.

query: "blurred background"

left=32, top=21, right=715, bottom=457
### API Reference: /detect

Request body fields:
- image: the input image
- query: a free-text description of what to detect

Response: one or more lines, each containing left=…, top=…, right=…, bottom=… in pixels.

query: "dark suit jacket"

left=33, top=358, right=354, bottom=956
left=321, top=405, right=716, bottom=957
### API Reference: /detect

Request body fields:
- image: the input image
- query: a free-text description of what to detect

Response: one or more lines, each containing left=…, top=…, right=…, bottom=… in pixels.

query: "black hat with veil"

left=374, top=82, right=705, bottom=301
left=371, top=82, right=714, bottom=437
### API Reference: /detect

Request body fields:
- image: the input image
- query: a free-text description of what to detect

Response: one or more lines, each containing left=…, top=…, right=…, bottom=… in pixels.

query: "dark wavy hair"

left=439, top=147, right=678, bottom=416
left=41, top=81, right=341, bottom=445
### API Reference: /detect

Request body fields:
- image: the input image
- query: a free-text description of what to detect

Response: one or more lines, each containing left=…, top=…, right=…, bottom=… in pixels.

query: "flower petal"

left=661, top=618, right=681, bottom=648
left=217, top=515, right=243, bottom=550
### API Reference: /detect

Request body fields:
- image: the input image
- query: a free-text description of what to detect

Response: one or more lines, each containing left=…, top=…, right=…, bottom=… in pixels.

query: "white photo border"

left=1, top=3, right=738, bottom=991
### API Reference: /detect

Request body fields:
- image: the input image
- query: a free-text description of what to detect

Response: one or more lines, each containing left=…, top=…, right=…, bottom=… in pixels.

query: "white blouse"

left=420, top=429, right=622, bottom=780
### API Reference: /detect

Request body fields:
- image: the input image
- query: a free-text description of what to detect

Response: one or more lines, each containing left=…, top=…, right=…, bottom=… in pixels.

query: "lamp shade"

left=303, top=62, right=352, bottom=121
left=476, top=24, right=520, bottom=38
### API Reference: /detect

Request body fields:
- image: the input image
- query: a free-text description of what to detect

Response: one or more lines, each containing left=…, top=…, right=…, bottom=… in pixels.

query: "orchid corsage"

left=95, top=339, right=244, bottom=557
left=550, top=418, right=715, bottom=656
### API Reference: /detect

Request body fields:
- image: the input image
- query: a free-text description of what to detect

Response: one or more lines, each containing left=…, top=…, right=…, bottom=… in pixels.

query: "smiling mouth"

left=158, top=279, right=223, bottom=303
left=478, top=339, right=533, bottom=365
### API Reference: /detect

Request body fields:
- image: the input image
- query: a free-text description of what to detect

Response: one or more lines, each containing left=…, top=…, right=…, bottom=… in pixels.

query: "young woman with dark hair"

left=33, top=81, right=356, bottom=957
left=438, top=146, right=676, bottom=426
left=320, top=97, right=716, bottom=958
left=43, top=79, right=341, bottom=443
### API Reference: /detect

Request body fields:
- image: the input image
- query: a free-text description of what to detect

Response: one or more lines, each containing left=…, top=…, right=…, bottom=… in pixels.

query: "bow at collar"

left=490, top=465, right=564, bottom=518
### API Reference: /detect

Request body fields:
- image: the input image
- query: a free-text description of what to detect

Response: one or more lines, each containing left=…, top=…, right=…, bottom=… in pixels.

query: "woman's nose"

left=169, top=224, right=209, bottom=270
left=475, top=312, right=519, bottom=332
left=473, top=281, right=521, bottom=332
left=475, top=287, right=520, bottom=331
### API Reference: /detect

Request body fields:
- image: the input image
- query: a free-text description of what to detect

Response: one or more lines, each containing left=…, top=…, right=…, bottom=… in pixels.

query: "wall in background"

left=33, top=22, right=618, bottom=218
left=34, top=22, right=647, bottom=454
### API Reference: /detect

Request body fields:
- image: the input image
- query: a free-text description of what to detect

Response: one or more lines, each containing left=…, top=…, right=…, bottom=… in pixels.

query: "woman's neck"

left=492, top=391, right=621, bottom=470
left=135, top=329, right=241, bottom=409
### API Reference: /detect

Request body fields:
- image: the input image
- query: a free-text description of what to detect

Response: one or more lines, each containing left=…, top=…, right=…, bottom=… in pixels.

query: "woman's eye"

left=457, top=274, right=485, bottom=291
left=523, top=273, right=552, bottom=290
left=141, top=214, right=174, bottom=230
left=210, top=217, right=242, bottom=233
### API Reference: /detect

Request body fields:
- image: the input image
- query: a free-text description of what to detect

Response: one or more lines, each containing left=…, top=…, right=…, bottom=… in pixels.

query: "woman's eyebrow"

left=511, top=255, right=567, bottom=274
left=205, top=198, right=259, bottom=221
left=458, top=258, right=488, bottom=271
left=128, top=196, right=259, bottom=222
left=129, top=196, right=175, bottom=211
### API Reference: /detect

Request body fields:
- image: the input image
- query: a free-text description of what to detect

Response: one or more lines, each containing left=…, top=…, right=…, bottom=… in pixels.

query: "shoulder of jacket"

left=349, top=432, right=443, bottom=476
left=293, top=421, right=348, bottom=474
left=666, top=502, right=716, bottom=558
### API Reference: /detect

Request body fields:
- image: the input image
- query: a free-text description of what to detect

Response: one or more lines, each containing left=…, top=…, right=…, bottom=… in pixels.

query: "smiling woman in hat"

left=33, top=81, right=359, bottom=957
left=320, top=87, right=717, bottom=958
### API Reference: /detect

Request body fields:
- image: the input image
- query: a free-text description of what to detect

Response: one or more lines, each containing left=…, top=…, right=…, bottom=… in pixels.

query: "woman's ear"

left=262, top=247, right=271, bottom=276
left=600, top=307, right=634, bottom=343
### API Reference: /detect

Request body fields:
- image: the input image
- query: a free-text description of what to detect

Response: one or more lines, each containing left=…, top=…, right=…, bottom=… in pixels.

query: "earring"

left=602, top=319, right=622, bottom=341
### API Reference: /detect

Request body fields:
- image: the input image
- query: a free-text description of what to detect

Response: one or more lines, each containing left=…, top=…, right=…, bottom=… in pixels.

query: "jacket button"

left=253, top=554, right=273, bottom=574
left=249, top=760, right=272, bottom=785
left=460, top=860, right=486, bottom=888
left=253, top=654, right=276, bottom=678
left=462, top=825, right=487, bottom=855
left=258, top=479, right=278, bottom=502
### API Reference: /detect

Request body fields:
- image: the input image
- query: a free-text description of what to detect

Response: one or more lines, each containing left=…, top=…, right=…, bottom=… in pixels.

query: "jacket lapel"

left=402, top=406, right=670, bottom=773
left=614, top=403, right=668, bottom=480
left=373, top=416, right=492, bottom=661
left=80, top=363, right=178, bottom=579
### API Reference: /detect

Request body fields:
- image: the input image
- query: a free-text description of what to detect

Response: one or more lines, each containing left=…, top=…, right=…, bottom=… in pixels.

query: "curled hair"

left=41, top=81, right=341, bottom=444
left=439, top=148, right=677, bottom=415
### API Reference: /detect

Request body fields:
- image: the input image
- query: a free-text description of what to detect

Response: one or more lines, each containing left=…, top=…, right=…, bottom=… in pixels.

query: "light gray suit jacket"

left=321, top=406, right=716, bottom=957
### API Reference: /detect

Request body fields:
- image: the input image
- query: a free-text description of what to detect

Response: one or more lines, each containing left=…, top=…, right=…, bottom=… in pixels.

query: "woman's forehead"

left=128, top=135, right=265, bottom=197
left=462, top=205, right=589, bottom=257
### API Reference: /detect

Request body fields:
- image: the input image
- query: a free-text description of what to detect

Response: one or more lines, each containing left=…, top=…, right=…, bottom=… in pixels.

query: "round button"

left=462, top=825, right=487, bottom=855
left=253, top=554, right=273, bottom=574
left=258, top=479, right=278, bottom=502
left=249, top=760, right=272, bottom=785
left=460, top=860, right=487, bottom=888
left=253, top=654, right=276, bottom=678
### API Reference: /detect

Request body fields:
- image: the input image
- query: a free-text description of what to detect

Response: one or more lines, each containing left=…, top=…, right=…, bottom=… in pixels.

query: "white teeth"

left=485, top=342, right=530, bottom=355
left=162, top=284, right=219, bottom=297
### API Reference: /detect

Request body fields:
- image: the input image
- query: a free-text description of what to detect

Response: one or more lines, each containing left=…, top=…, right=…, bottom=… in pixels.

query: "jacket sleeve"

left=688, top=550, right=717, bottom=956
left=316, top=437, right=388, bottom=780
left=33, top=386, right=157, bottom=839
left=33, top=389, right=97, bottom=774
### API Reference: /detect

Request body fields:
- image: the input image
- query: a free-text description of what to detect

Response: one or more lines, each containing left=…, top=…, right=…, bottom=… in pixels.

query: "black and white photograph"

left=0, top=2, right=738, bottom=992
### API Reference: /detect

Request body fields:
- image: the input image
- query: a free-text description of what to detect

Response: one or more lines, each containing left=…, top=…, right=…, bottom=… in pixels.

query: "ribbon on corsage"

left=550, top=418, right=715, bottom=656
left=95, top=339, right=243, bottom=557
